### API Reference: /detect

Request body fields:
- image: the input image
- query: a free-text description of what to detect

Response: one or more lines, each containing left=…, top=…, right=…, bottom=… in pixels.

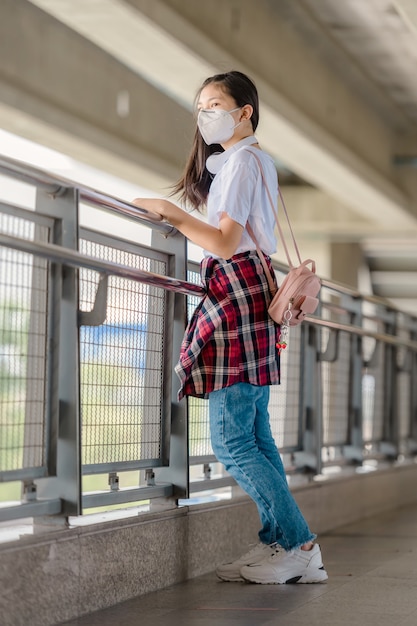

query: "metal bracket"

left=380, top=441, right=398, bottom=458
left=319, top=328, right=339, bottom=363
left=293, top=451, right=318, bottom=472
left=78, top=273, right=109, bottom=327
left=343, top=445, right=363, bottom=463
left=23, top=480, right=37, bottom=502
left=364, top=339, right=381, bottom=369
left=407, top=439, right=417, bottom=454
left=145, top=469, right=156, bottom=486
left=108, top=472, right=120, bottom=491
left=203, top=463, right=212, bottom=480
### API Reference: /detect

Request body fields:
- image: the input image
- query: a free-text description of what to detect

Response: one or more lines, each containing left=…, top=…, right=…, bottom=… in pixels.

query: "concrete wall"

left=1, top=462, right=417, bottom=626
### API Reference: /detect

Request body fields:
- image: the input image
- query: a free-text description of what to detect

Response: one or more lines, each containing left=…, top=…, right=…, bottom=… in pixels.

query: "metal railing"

left=1, top=155, right=416, bottom=523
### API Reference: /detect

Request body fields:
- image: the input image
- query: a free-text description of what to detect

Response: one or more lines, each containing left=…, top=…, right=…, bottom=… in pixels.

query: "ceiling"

left=1, top=0, right=417, bottom=312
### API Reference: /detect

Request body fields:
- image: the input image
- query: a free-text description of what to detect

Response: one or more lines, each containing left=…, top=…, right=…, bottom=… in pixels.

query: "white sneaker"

left=216, top=543, right=278, bottom=582
left=240, top=543, right=328, bottom=584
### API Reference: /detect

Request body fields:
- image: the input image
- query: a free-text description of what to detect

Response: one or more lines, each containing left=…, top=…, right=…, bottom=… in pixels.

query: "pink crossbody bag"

left=245, top=148, right=321, bottom=328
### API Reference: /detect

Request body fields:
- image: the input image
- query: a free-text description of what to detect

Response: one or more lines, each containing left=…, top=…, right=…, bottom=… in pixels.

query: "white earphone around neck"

left=205, top=135, right=258, bottom=174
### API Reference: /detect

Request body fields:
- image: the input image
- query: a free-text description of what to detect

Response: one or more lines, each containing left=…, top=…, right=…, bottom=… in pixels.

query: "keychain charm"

left=276, top=317, right=290, bottom=354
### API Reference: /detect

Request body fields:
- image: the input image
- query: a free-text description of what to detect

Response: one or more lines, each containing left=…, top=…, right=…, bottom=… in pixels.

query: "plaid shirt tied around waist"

left=175, top=250, right=281, bottom=400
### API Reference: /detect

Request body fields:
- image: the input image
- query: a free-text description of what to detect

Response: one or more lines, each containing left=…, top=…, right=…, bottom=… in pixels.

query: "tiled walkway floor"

left=62, top=503, right=417, bottom=626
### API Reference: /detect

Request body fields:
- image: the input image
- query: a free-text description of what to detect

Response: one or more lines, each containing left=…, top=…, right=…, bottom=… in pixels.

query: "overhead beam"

left=0, top=0, right=192, bottom=193
left=394, top=0, right=417, bottom=36
left=277, top=188, right=412, bottom=239
left=4, top=0, right=417, bottom=233
left=0, top=101, right=172, bottom=194
left=371, top=271, right=417, bottom=299
left=123, top=0, right=417, bottom=228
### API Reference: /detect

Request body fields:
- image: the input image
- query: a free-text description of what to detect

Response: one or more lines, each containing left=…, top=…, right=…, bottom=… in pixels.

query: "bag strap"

left=245, top=147, right=303, bottom=268
left=246, top=222, right=277, bottom=295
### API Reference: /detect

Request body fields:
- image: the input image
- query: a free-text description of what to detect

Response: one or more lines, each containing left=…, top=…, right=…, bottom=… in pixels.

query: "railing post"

left=345, top=301, right=364, bottom=464
left=35, top=186, right=82, bottom=518
left=411, top=348, right=417, bottom=453
left=294, top=323, right=323, bottom=475
left=381, top=310, right=399, bottom=458
left=150, top=228, right=189, bottom=502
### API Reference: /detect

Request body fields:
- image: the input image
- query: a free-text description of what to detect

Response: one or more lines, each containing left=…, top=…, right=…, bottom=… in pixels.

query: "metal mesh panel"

left=269, top=268, right=303, bottom=450
left=0, top=214, right=49, bottom=473
left=269, top=326, right=302, bottom=449
left=188, top=396, right=211, bottom=458
left=362, top=334, right=386, bottom=444
left=186, top=268, right=213, bottom=460
left=321, top=328, right=351, bottom=447
left=79, top=239, right=167, bottom=467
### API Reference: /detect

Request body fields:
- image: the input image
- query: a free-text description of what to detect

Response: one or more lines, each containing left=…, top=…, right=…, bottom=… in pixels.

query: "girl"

left=133, top=70, right=327, bottom=585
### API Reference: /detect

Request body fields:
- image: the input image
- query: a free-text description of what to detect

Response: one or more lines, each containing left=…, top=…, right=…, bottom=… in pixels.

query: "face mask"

left=197, top=107, right=241, bottom=145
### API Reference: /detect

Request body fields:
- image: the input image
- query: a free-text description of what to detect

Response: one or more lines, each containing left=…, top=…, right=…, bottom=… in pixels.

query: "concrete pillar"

left=330, top=242, right=365, bottom=290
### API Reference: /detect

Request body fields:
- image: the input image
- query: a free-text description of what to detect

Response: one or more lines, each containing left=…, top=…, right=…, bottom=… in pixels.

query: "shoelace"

left=241, top=542, right=279, bottom=561
left=239, top=543, right=266, bottom=559
left=270, top=544, right=285, bottom=559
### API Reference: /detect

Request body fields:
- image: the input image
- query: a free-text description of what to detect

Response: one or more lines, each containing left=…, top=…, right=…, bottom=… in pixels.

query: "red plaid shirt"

left=175, top=251, right=281, bottom=399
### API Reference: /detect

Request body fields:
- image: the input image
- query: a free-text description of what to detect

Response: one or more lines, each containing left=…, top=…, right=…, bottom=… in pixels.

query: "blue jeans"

left=209, top=382, right=316, bottom=550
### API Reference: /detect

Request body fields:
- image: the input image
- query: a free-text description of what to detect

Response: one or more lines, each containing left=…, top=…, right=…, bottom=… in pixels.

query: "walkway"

left=62, top=503, right=417, bottom=626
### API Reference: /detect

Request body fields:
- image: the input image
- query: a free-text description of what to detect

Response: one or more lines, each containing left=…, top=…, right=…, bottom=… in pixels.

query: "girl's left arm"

left=133, top=197, right=243, bottom=259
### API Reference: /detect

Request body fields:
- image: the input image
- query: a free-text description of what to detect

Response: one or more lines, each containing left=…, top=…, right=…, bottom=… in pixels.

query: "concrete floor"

left=61, top=503, right=417, bottom=626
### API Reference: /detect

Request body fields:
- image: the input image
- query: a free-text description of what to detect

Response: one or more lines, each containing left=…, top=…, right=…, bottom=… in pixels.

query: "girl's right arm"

left=133, top=197, right=243, bottom=259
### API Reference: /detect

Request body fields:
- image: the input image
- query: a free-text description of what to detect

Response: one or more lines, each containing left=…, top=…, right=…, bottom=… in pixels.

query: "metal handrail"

left=0, top=233, right=204, bottom=297
left=309, top=315, right=417, bottom=352
left=0, top=154, right=414, bottom=319
left=3, top=232, right=417, bottom=351
left=0, top=155, right=176, bottom=237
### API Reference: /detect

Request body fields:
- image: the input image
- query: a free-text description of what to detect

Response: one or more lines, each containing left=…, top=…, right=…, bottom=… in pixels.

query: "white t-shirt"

left=204, top=145, right=278, bottom=258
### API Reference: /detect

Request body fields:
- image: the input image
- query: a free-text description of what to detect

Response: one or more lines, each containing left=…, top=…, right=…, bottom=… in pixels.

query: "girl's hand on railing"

left=132, top=198, right=183, bottom=226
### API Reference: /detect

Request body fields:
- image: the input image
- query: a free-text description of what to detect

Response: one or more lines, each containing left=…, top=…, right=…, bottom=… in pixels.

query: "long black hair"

left=172, top=70, right=259, bottom=212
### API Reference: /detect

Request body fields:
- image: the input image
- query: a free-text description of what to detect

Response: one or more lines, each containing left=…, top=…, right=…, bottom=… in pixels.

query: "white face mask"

left=197, top=107, right=241, bottom=145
